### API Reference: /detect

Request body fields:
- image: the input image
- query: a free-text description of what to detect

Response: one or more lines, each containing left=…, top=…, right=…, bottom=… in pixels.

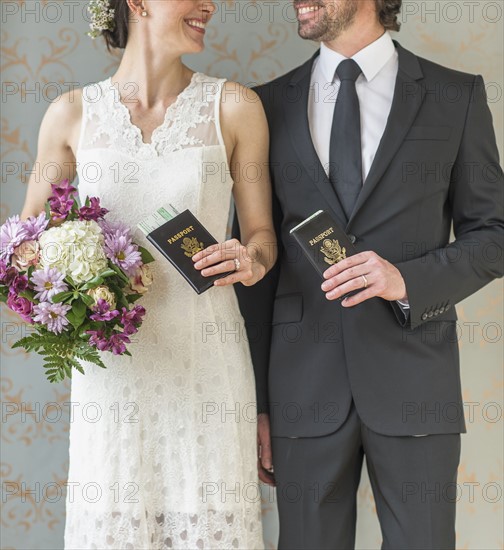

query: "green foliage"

left=12, top=332, right=105, bottom=383
left=66, top=299, right=87, bottom=330
left=107, top=261, right=130, bottom=284
left=138, top=246, right=155, bottom=264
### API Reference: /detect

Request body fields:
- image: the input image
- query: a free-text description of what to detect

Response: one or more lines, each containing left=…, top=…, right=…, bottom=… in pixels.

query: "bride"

left=20, top=0, right=276, bottom=548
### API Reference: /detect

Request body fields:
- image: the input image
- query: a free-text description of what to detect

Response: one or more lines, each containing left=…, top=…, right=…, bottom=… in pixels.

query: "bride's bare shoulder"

left=220, top=80, right=266, bottom=130
left=40, top=87, right=83, bottom=152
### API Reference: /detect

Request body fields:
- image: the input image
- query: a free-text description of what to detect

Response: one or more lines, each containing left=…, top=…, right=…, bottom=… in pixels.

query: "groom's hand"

left=321, top=251, right=407, bottom=306
left=257, top=413, right=275, bottom=486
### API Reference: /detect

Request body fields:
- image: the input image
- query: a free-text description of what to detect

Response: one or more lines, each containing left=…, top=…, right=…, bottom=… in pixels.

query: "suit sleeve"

left=232, top=191, right=282, bottom=414
left=396, top=75, right=504, bottom=328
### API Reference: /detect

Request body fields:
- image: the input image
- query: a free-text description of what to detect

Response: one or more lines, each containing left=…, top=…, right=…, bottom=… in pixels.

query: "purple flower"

left=108, top=332, right=130, bottom=355
left=78, top=197, right=109, bottom=222
left=11, top=274, right=29, bottom=294
left=0, top=259, right=18, bottom=286
left=98, top=218, right=132, bottom=240
left=86, top=329, right=130, bottom=354
left=90, top=298, right=120, bottom=321
left=31, top=266, right=68, bottom=302
left=7, top=291, right=33, bottom=323
left=32, top=302, right=71, bottom=334
left=48, top=179, right=77, bottom=222
left=86, top=329, right=110, bottom=351
left=24, top=212, right=49, bottom=240
left=120, top=305, right=146, bottom=335
left=0, top=215, right=29, bottom=260
left=103, top=234, right=142, bottom=275
left=121, top=305, right=146, bottom=325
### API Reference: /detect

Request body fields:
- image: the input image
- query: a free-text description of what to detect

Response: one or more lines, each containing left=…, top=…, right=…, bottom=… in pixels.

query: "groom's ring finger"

left=326, top=275, right=368, bottom=300
left=361, top=274, right=368, bottom=289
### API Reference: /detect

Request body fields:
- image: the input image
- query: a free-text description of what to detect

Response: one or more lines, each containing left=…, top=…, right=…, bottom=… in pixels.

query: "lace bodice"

left=79, top=72, right=224, bottom=160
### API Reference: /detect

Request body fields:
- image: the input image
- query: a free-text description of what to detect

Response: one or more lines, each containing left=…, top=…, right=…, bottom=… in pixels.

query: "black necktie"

left=329, top=59, right=363, bottom=219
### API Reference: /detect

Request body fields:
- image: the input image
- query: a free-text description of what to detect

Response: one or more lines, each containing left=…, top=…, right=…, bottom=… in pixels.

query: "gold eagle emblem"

left=320, top=239, right=347, bottom=265
left=181, top=236, right=204, bottom=258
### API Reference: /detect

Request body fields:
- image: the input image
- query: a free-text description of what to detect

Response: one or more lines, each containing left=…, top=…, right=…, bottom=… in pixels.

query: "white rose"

left=38, top=220, right=108, bottom=284
left=86, top=285, right=117, bottom=309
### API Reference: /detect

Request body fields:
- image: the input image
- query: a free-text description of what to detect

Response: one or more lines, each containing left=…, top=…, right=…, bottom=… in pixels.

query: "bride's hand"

left=192, top=238, right=266, bottom=287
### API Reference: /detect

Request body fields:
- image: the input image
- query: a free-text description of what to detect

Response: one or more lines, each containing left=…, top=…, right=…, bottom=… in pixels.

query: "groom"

left=233, top=0, right=504, bottom=548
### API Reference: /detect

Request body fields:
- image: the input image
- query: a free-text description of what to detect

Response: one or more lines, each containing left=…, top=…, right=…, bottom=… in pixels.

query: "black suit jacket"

left=233, top=41, right=504, bottom=437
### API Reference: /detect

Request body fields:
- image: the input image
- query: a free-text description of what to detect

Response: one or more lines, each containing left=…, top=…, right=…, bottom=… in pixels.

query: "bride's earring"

left=141, top=9, right=147, bottom=17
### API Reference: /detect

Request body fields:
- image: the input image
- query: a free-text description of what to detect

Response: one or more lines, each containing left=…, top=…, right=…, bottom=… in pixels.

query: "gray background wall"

left=1, top=1, right=503, bottom=549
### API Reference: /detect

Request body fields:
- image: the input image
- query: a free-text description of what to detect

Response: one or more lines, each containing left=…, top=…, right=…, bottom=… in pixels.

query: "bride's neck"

left=111, top=47, right=192, bottom=107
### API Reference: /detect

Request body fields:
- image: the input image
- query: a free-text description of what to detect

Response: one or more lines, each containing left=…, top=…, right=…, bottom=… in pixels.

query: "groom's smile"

left=293, top=0, right=359, bottom=42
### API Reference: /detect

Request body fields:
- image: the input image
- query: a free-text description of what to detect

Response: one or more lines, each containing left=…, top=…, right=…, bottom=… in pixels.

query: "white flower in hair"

left=87, top=0, right=115, bottom=39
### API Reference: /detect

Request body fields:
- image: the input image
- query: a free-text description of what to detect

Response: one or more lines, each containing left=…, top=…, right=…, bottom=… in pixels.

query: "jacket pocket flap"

left=272, top=293, right=303, bottom=325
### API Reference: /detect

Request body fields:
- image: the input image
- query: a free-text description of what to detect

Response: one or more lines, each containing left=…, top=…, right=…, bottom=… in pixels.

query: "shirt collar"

left=318, top=31, right=396, bottom=83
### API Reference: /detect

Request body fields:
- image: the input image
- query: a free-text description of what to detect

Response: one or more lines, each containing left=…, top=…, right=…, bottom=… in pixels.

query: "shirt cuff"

left=396, top=299, right=410, bottom=318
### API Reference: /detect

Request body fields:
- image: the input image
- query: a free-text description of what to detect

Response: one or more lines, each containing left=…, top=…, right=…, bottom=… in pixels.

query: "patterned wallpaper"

left=1, top=1, right=502, bottom=549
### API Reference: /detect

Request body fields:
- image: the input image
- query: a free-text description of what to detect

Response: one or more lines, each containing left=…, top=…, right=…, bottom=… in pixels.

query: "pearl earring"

left=141, top=10, right=147, bottom=17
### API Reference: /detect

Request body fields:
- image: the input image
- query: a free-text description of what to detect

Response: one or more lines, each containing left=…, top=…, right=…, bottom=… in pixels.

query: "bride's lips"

left=185, top=18, right=207, bottom=34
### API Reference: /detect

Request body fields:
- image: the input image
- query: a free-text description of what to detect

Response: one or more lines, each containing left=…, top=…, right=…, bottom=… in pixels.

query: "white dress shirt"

left=308, top=31, right=398, bottom=180
left=308, top=32, right=409, bottom=309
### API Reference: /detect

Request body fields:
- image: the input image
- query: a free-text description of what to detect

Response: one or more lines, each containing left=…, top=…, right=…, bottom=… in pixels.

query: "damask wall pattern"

left=1, top=1, right=502, bottom=549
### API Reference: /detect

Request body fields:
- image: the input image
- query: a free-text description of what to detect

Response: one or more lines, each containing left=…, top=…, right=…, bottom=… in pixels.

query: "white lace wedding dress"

left=64, top=73, right=264, bottom=549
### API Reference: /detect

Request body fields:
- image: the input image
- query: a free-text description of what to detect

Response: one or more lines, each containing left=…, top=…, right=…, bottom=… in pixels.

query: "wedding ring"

left=361, top=275, right=368, bottom=289
left=234, top=258, right=241, bottom=271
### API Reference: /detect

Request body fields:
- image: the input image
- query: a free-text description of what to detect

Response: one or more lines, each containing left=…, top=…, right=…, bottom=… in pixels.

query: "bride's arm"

left=193, top=81, right=277, bottom=287
left=20, top=91, right=81, bottom=220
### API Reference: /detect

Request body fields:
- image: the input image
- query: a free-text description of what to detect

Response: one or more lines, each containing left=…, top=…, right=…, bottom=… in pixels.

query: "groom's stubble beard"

left=295, top=0, right=359, bottom=42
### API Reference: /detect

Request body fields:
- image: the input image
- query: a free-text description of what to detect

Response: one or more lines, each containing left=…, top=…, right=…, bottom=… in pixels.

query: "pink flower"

left=11, top=240, right=40, bottom=270
left=7, top=291, right=33, bottom=323
left=128, top=264, right=153, bottom=294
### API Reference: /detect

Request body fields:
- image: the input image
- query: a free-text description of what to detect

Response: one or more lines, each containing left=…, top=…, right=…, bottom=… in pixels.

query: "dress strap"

left=213, top=79, right=227, bottom=149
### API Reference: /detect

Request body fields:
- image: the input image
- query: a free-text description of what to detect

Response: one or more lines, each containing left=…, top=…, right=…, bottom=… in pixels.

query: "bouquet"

left=0, top=180, right=154, bottom=382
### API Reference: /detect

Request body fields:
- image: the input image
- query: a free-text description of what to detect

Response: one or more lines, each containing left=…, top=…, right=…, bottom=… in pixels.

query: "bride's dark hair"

left=102, top=0, right=131, bottom=50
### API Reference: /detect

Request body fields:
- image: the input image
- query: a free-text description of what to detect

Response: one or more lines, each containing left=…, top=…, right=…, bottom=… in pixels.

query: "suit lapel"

left=283, top=51, right=348, bottom=227
left=348, top=42, right=426, bottom=227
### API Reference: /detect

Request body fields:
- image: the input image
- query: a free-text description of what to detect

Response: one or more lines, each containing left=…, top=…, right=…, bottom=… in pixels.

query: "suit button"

left=439, top=307, right=445, bottom=314
left=347, top=234, right=357, bottom=244
left=445, top=304, right=451, bottom=311
left=428, top=311, right=434, bottom=318
left=434, top=309, right=440, bottom=316
left=421, top=313, right=428, bottom=321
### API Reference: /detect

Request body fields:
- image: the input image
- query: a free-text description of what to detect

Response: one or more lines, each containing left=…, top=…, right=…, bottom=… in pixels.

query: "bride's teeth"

left=298, top=6, right=320, bottom=15
left=187, top=20, right=205, bottom=29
